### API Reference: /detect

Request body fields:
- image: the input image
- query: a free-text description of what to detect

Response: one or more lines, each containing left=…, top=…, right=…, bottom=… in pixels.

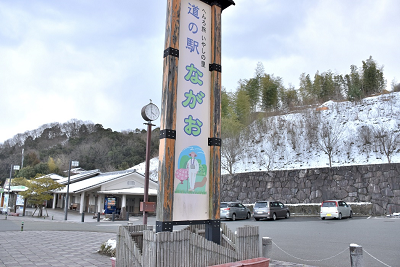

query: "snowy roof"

left=97, top=188, right=157, bottom=196
left=58, top=169, right=101, bottom=185
left=129, top=158, right=159, bottom=182
left=56, top=169, right=145, bottom=194
left=39, top=173, right=64, bottom=181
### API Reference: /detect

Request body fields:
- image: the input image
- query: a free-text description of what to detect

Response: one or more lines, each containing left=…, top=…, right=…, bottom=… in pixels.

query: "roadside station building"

left=52, top=169, right=158, bottom=215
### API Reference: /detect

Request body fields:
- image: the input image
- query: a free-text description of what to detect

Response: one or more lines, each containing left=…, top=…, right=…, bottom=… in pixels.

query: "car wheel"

left=285, top=212, right=290, bottom=219
left=232, top=213, right=236, bottom=221
left=338, top=213, right=342, bottom=220
left=272, top=213, right=277, bottom=221
left=255, top=218, right=260, bottom=221
left=246, top=212, right=251, bottom=219
left=321, top=217, right=325, bottom=220
left=349, top=211, right=353, bottom=218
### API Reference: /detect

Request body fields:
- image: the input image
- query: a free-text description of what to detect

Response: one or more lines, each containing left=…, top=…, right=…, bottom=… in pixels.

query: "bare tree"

left=317, top=121, right=343, bottom=167
left=373, top=126, right=399, bottom=163
left=221, top=136, right=241, bottom=174
left=305, top=110, right=321, bottom=151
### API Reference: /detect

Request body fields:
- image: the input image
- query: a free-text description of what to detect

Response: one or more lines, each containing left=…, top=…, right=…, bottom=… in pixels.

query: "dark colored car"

left=220, top=202, right=251, bottom=221
left=253, top=201, right=290, bottom=221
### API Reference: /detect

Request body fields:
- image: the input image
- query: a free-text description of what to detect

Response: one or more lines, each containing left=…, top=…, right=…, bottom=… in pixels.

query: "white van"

left=320, top=200, right=352, bottom=220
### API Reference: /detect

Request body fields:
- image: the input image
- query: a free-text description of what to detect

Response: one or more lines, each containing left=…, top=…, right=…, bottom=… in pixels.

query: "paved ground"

left=0, top=208, right=315, bottom=266
left=0, top=231, right=115, bottom=267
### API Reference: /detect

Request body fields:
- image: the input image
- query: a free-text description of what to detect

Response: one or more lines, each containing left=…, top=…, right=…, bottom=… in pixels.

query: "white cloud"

left=1, top=0, right=399, bottom=143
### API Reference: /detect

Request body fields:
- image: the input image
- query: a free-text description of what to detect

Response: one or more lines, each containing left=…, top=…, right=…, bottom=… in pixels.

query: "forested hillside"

left=0, top=120, right=159, bottom=184
left=1, top=56, right=399, bottom=184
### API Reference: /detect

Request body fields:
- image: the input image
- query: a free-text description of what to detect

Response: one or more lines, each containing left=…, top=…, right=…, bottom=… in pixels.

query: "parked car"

left=320, top=200, right=352, bottom=220
left=220, top=202, right=251, bottom=221
left=253, top=201, right=290, bottom=221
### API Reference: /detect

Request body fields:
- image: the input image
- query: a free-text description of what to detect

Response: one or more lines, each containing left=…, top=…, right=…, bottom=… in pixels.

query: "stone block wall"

left=221, top=163, right=400, bottom=216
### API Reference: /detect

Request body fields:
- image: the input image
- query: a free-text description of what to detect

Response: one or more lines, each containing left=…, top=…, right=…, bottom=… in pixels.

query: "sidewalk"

left=1, top=209, right=315, bottom=267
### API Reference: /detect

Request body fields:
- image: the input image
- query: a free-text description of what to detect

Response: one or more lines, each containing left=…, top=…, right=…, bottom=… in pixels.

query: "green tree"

left=221, top=87, right=231, bottom=118
left=361, top=56, right=386, bottom=96
left=345, top=65, right=363, bottom=101
left=279, top=85, right=299, bottom=110
left=260, top=74, right=281, bottom=111
left=24, top=152, right=41, bottom=167
left=13, top=174, right=64, bottom=217
left=47, top=157, right=59, bottom=173
left=244, top=78, right=260, bottom=112
left=313, top=71, right=323, bottom=102
left=234, top=87, right=251, bottom=125
left=16, top=166, right=37, bottom=180
left=299, top=73, right=314, bottom=105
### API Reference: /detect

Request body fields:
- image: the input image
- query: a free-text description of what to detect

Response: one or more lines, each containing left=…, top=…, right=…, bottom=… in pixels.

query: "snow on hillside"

left=133, top=92, right=400, bottom=179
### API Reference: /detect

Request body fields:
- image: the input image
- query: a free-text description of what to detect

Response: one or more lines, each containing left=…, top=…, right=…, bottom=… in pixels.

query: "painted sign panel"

left=173, top=0, right=211, bottom=221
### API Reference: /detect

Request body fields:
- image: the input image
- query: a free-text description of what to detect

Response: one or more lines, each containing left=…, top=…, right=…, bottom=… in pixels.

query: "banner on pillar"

left=173, top=0, right=212, bottom=221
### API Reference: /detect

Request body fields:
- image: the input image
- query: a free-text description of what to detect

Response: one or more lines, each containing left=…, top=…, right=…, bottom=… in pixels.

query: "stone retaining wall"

left=221, top=163, right=400, bottom=216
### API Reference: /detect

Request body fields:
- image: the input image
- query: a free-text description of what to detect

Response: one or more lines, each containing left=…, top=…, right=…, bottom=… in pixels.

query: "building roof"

left=57, top=169, right=101, bottom=185
left=55, top=169, right=153, bottom=194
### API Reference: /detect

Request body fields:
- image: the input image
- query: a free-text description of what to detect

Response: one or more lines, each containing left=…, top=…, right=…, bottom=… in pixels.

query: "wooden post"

left=157, top=0, right=235, bottom=237
left=156, top=0, right=181, bottom=232
left=206, top=2, right=223, bottom=244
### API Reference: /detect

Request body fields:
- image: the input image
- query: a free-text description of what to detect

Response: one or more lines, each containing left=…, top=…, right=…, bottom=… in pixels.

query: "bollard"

left=350, top=243, right=363, bottom=267
left=97, top=212, right=100, bottom=222
left=52, top=216, right=53, bottom=220
left=112, top=212, right=115, bottom=222
left=262, top=237, right=272, bottom=259
left=81, top=212, right=85, bottom=222
left=126, top=212, right=129, bottom=221
left=21, top=222, right=24, bottom=231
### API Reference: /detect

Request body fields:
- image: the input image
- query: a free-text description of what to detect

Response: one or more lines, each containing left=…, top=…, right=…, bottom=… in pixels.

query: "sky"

left=1, top=0, right=399, bottom=143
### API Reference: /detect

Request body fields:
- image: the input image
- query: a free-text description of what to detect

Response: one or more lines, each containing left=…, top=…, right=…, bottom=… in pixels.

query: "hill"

left=133, top=92, right=400, bottom=181
left=1, top=92, right=399, bottom=184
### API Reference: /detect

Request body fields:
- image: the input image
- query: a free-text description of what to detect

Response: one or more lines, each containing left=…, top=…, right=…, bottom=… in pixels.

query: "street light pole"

left=6, top=164, right=20, bottom=219
left=140, top=101, right=159, bottom=225
left=143, top=122, right=153, bottom=225
left=64, top=160, right=79, bottom=221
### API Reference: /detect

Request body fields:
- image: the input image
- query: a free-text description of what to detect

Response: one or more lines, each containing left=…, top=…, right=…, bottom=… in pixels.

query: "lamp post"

left=64, top=160, right=79, bottom=221
left=141, top=101, right=160, bottom=225
left=6, top=164, right=20, bottom=219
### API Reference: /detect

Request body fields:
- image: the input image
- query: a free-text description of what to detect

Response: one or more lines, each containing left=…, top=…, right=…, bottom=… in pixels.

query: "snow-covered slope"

left=133, top=92, right=400, bottom=179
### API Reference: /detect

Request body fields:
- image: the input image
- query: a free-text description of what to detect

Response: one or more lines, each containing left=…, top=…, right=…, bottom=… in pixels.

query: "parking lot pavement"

left=1, top=209, right=315, bottom=266
left=0, top=231, right=115, bottom=267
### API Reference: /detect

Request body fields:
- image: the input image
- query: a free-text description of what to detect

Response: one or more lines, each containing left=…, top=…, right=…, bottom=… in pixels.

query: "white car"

left=320, top=200, right=352, bottom=220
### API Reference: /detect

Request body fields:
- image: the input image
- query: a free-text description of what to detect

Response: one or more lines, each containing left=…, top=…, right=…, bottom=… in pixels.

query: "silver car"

left=220, top=202, right=251, bottom=221
left=320, top=200, right=353, bottom=220
left=253, top=201, right=290, bottom=221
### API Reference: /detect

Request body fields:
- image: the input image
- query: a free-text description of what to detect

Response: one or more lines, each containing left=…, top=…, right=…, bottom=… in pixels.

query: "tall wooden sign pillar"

left=157, top=0, right=234, bottom=244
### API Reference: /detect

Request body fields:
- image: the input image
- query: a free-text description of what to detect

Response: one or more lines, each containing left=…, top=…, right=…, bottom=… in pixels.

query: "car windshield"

left=220, top=203, right=228, bottom=208
left=322, top=201, right=336, bottom=207
left=255, top=202, right=268, bottom=208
